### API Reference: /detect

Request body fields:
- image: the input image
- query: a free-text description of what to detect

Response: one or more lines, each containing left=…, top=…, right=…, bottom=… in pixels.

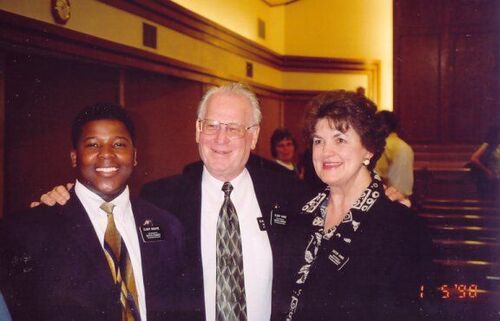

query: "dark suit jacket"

left=286, top=193, right=435, bottom=321
left=140, top=160, right=312, bottom=320
left=0, top=190, right=184, bottom=321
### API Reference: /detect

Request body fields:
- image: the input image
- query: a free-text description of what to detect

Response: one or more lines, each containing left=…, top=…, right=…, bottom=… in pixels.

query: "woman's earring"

left=362, top=159, right=370, bottom=166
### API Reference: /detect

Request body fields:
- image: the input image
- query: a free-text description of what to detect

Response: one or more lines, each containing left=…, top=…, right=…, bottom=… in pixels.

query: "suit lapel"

left=61, top=191, right=114, bottom=284
left=247, top=165, right=274, bottom=227
left=131, top=200, right=165, bottom=286
left=182, top=162, right=206, bottom=318
left=131, top=199, right=155, bottom=320
left=132, top=201, right=152, bottom=271
left=246, top=165, right=286, bottom=267
left=183, top=163, right=203, bottom=256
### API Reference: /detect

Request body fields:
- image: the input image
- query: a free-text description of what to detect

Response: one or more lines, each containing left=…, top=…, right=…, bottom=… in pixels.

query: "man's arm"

left=470, top=143, right=495, bottom=178
left=33, top=178, right=412, bottom=209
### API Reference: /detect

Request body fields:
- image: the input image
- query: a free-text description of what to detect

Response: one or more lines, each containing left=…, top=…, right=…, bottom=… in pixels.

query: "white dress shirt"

left=74, top=180, right=147, bottom=321
left=201, top=168, right=273, bottom=321
left=375, top=132, right=414, bottom=196
left=275, top=159, right=296, bottom=172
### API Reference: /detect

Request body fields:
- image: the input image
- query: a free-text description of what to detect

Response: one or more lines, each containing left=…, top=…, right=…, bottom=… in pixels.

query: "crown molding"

left=0, top=7, right=379, bottom=101
left=98, top=0, right=374, bottom=73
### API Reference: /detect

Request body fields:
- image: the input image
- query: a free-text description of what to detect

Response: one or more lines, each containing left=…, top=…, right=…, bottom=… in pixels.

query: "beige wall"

left=173, top=0, right=393, bottom=109
left=172, top=0, right=286, bottom=54
left=0, top=0, right=284, bottom=88
left=0, top=0, right=392, bottom=108
left=0, top=1, right=146, bottom=50
left=285, top=0, right=393, bottom=109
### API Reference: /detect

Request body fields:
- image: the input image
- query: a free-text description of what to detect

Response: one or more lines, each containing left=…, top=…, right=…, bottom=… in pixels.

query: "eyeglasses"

left=197, top=119, right=258, bottom=138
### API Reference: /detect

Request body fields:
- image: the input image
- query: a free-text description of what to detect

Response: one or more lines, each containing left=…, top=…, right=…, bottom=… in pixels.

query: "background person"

left=0, top=103, right=184, bottom=321
left=468, top=125, right=499, bottom=199
left=284, top=91, right=432, bottom=321
left=270, top=128, right=301, bottom=178
left=375, top=110, right=414, bottom=197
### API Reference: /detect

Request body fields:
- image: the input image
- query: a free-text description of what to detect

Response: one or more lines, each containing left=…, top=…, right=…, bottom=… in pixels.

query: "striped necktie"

left=215, top=182, right=247, bottom=321
left=100, top=202, right=141, bottom=321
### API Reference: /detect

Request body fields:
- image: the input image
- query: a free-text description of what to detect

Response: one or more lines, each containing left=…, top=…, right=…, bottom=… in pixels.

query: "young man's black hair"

left=71, top=103, right=135, bottom=148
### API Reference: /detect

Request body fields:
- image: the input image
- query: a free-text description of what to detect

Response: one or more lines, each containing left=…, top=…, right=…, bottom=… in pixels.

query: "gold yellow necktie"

left=100, top=202, right=140, bottom=321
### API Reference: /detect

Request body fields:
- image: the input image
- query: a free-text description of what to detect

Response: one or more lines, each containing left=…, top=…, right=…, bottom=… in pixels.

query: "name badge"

left=270, top=204, right=287, bottom=226
left=257, top=217, right=267, bottom=231
left=139, top=219, right=164, bottom=243
left=328, top=249, right=350, bottom=271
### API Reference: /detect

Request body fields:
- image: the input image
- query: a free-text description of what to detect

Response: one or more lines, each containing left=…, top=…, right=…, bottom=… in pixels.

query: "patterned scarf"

left=286, top=173, right=384, bottom=321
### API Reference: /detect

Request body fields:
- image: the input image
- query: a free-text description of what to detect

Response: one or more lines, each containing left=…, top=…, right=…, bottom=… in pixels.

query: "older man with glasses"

left=139, top=83, right=307, bottom=321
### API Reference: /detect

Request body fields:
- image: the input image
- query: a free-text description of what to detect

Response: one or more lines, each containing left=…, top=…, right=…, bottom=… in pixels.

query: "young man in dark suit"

left=0, top=103, right=184, bottom=321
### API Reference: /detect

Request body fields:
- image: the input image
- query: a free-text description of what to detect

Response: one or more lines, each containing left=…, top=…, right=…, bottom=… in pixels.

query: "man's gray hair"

left=197, top=82, right=262, bottom=125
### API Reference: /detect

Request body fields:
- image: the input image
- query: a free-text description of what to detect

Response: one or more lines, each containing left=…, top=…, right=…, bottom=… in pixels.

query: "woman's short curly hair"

left=303, top=90, right=386, bottom=170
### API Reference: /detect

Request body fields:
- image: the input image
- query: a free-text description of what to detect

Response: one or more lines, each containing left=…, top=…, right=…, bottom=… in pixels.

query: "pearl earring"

left=362, top=159, right=370, bottom=166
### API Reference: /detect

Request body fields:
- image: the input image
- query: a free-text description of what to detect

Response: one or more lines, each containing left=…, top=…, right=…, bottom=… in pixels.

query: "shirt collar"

left=275, top=159, right=295, bottom=171
left=202, top=166, right=249, bottom=192
left=74, top=179, right=130, bottom=213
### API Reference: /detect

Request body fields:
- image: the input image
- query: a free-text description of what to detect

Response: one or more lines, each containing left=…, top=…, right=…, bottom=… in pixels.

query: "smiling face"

left=196, top=93, right=259, bottom=182
left=312, top=118, right=372, bottom=189
left=70, top=119, right=137, bottom=201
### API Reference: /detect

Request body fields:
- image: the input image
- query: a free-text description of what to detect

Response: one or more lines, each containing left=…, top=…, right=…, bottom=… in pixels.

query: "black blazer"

left=286, top=193, right=435, bottom=321
left=140, top=160, right=311, bottom=320
left=0, top=190, right=184, bottom=321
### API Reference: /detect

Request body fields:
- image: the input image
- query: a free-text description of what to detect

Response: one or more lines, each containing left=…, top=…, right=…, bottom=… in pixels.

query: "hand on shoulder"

left=30, top=183, right=74, bottom=208
left=384, top=186, right=411, bottom=207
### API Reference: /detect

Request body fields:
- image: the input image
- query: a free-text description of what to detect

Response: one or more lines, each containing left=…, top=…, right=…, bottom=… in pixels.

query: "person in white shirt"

left=139, top=83, right=307, bottom=321
left=375, top=111, right=414, bottom=197
left=0, top=103, right=183, bottom=321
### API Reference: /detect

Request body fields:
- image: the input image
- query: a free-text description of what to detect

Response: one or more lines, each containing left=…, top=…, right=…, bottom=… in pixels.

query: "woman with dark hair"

left=284, top=91, right=431, bottom=321
left=270, top=128, right=300, bottom=177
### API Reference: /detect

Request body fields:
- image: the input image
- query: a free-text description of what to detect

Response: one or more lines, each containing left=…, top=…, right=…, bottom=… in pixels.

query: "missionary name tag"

left=270, top=204, right=287, bottom=226
left=328, top=249, right=349, bottom=271
left=139, top=220, right=164, bottom=242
